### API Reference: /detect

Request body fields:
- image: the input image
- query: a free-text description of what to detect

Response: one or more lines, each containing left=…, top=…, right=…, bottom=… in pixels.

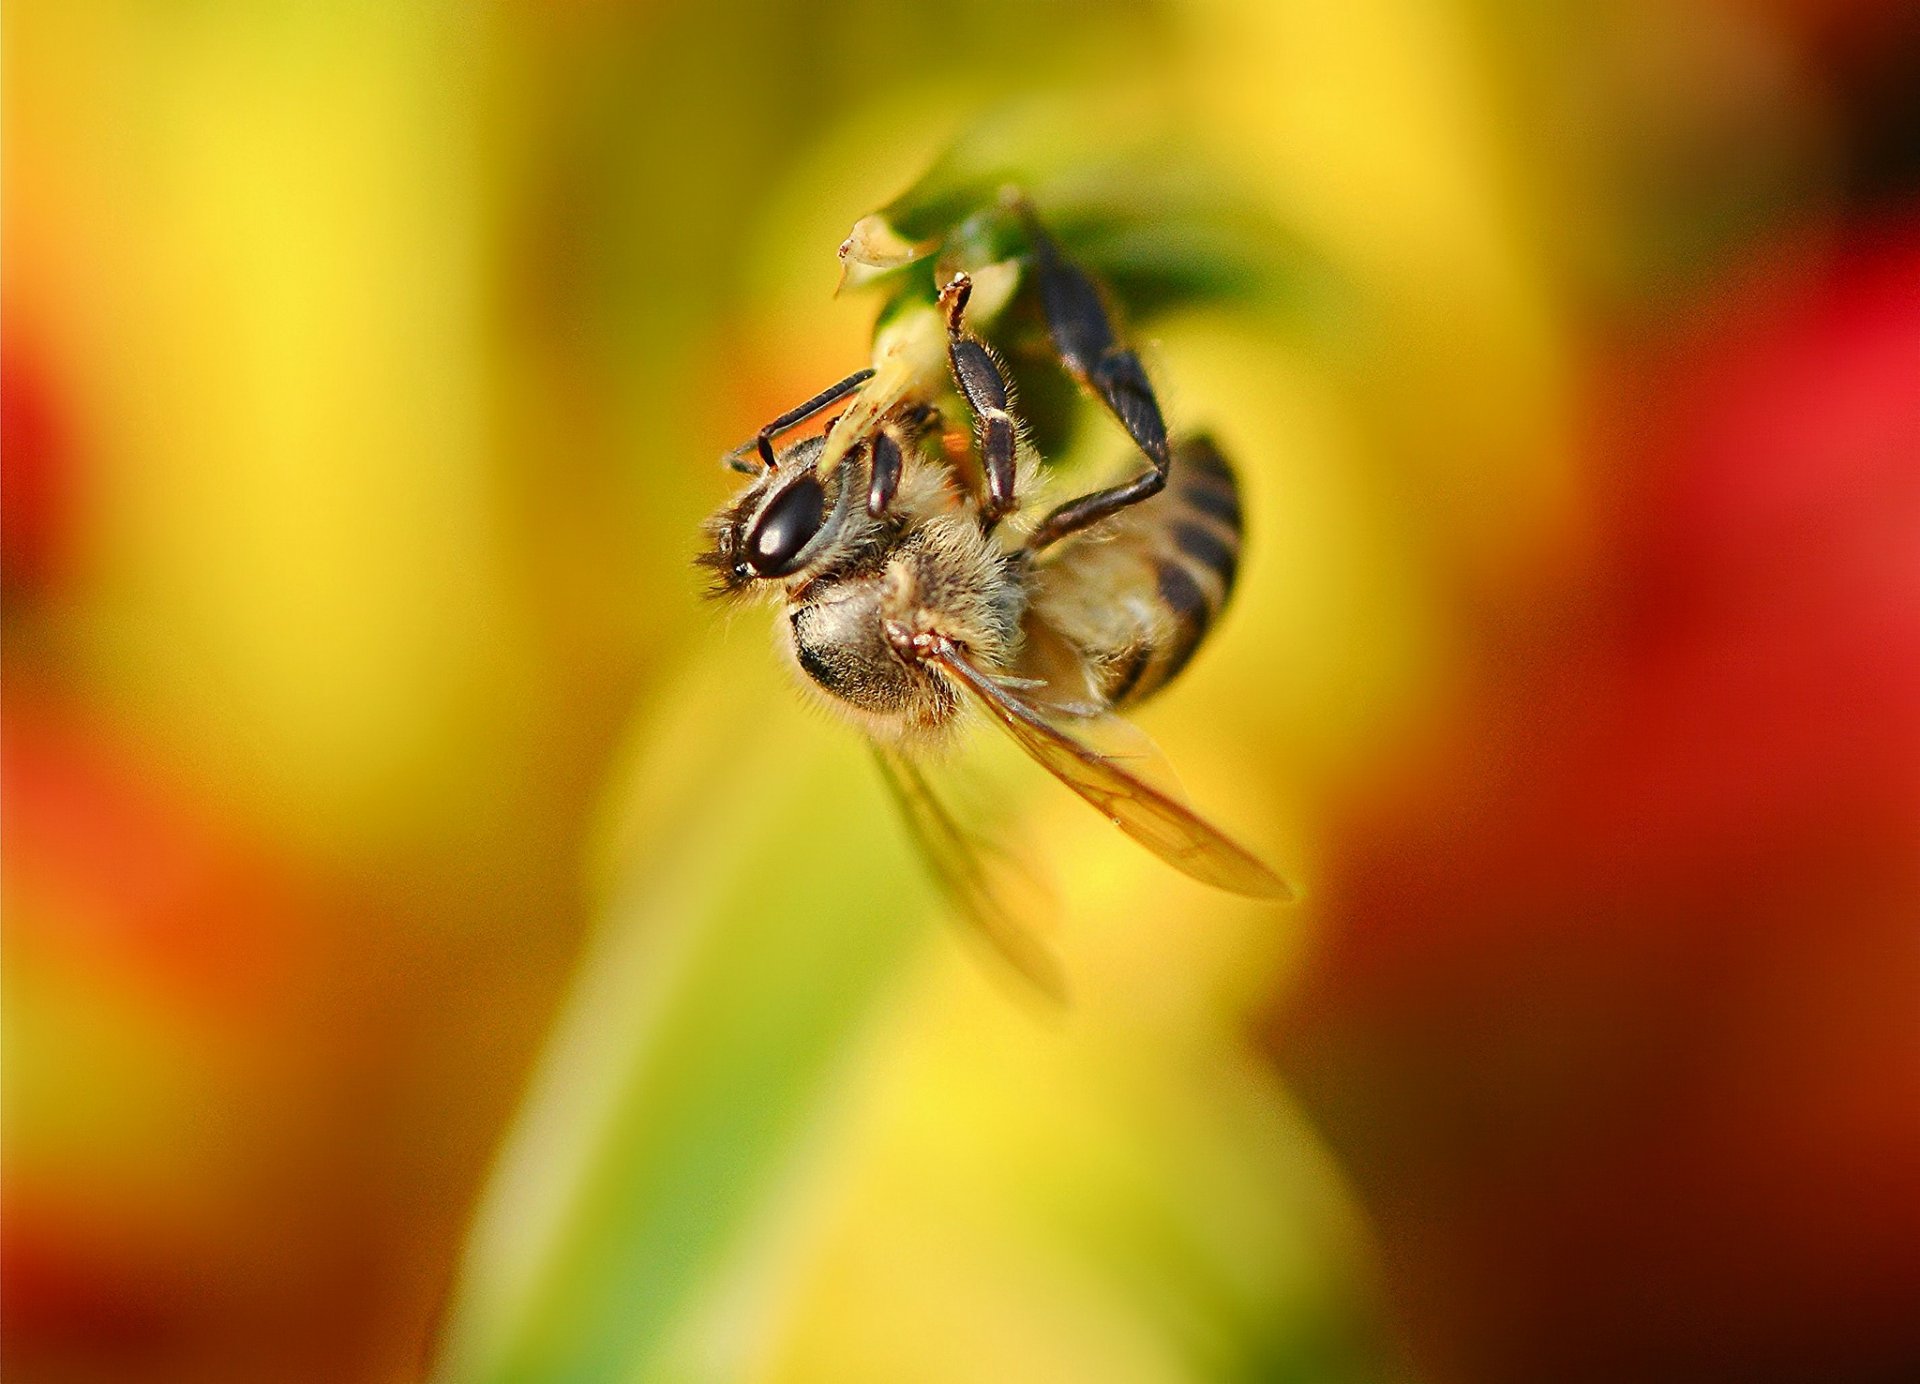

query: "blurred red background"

left=7, top=0, right=1920, bottom=1381
left=1272, top=18, right=1920, bottom=1373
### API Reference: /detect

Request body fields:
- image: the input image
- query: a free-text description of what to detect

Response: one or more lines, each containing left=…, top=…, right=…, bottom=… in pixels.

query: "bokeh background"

left=6, top=1, right=1919, bottom=1382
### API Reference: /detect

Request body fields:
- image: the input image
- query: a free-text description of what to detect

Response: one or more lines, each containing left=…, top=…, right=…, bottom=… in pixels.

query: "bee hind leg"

left=1006, top=198, right=1173, bottom=551
left=1024, top=452, right=1169, bottom=552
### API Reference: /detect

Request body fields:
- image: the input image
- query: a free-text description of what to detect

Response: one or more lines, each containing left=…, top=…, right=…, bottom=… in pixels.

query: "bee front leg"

left=866, top=402, right=946, bottom=518
left=939, top=274, right=1021, bottom=525
left=867, top=426, right=904, bottom=517
left=724, top=366, right=876, bottom=472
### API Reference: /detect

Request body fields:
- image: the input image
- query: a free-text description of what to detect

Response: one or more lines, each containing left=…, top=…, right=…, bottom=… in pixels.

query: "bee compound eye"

left=745, top=474, right=827, bottom=577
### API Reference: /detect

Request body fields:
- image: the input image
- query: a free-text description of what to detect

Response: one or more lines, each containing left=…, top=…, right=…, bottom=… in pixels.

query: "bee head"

left=698, top=436, right=855, bottom=596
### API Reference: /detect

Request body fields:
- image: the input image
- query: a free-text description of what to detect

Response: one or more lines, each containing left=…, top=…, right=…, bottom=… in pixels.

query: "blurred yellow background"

left=7, top=2, right=1919, bottom=1382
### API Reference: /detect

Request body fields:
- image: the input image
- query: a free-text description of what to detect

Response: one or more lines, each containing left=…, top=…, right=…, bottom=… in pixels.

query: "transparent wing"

left=872, top=745, right=1068, bottom=1004
left=931, top=642, right=1295, bottom=900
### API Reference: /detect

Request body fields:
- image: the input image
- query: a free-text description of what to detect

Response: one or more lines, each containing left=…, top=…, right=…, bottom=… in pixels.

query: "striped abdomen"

left=1022, top=435, right=1244, bottom=712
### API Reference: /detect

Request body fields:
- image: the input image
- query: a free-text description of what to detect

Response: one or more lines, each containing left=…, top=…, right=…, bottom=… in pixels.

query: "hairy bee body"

left=695, top=192, right=1290, bottom=938
left=786, top=510, right=1023, bottom=742
left=704, top=433, right=1022, bottom=743
left=706, top=430, right=1242, bottom=745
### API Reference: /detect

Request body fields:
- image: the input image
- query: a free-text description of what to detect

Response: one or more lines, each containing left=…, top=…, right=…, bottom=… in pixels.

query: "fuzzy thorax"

left=700, top=433, right=1027, bottom=748
left=781, top=512, right=1024, bottom=747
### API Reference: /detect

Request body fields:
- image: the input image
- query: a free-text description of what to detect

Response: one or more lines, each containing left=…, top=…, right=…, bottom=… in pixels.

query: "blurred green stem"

left=431, top=639, right=929, bottom=1384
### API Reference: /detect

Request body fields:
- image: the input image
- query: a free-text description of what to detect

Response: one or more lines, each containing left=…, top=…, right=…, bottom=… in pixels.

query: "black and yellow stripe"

left=1107, top=435, right=1244, bottom=709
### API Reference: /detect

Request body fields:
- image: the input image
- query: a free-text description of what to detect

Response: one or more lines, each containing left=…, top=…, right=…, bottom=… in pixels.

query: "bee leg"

left=1012, top=197, right=1172, bottom=470
left=867, top=425, right=904, bottom=517
left=725, top=366, right=876, bottom=472
left=1004, top=201, right=1173, bottom=550
left=939, top=274, right=1020, bottom=524
left=864, top=402, right=946, bottom=516
left=1025, top=450, right=1170, bottom=551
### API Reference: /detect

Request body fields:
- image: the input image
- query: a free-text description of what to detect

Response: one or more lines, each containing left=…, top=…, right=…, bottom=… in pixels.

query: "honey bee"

left=700, top=194, right=1291, bottom=997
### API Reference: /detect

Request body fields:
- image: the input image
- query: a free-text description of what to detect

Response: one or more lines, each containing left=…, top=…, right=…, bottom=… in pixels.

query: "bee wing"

left=931, top=642, right=1295, bottom=900
left=872, top=746, right=1068, bottom=1004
